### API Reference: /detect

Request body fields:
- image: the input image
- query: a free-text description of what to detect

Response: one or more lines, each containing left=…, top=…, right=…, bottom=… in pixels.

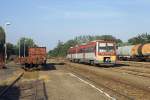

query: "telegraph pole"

left=4, top=22, right=11, bottom=66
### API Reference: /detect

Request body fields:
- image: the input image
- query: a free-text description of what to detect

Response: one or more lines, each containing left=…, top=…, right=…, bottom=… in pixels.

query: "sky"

left=0, top=0, right=150, bottom=50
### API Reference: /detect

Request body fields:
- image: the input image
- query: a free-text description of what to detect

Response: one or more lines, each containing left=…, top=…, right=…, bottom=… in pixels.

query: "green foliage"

left=117, top=42, right=131, bottom=47
left=6, top=37, right=37, bottom=59
left=48, top=35, right=123, bottom=57
left=48, top=40, right=76, bottom=57
left=17, top=37, right=37, bottom=57
left=7, top=43, right=18, bottom=59
left=0, top=26, right=5, bottom=53
left=74, top=35, right=123, bottom=45
left=128, top=33, right=150, bottom=45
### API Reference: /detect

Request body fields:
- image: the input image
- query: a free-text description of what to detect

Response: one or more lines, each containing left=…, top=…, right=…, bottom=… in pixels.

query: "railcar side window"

left=79, top=49, right=82, bottom=53
left=85, top=46, right=95, bottom=53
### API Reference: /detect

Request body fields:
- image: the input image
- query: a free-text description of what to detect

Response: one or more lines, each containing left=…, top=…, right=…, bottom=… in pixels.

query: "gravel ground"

left=45, top=58, right=150, bottom=100
left=39, top=70, right=110, bottom=100
left=0, top=62, right=23, bottom=86
left=1, top=59, right=150, bottom=100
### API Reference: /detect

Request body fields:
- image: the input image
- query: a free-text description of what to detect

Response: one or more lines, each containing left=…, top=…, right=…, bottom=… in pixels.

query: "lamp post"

left=4, top=22, right=11, bottom=65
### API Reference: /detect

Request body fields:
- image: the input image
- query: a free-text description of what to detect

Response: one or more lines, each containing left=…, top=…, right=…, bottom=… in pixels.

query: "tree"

left=17, top=37, right=37, bottom=57
left=74, top=35, right=122, bottom=45
left=48, top=35, right=123, bottom=57
left=6, top=43, right=18, bottom=59
left=0, top=26, right=5, bottom=54
left=48, top=40, right=65, bottom=57
left=128, top=33, right=150, bottom=45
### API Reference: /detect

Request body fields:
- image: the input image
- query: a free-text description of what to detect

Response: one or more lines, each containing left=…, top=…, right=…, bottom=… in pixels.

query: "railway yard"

left=1, top=0, right=150, bottom=99
left=0, top=59, right=149, bottom=100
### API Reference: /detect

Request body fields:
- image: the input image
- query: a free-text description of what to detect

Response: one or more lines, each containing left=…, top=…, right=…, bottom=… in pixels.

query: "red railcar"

left=19, top=47, right=47, bottom=69
left=67, top=40, right=117, bottom=65
left=0, top=53, right=5, bottom=68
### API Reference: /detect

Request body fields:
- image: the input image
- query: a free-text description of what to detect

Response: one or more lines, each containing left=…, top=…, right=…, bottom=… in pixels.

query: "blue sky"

left=0, top=0, right=150, bottom=50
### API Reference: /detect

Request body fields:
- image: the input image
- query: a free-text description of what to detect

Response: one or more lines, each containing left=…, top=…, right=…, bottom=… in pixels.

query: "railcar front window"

left=99, top=43, right=114, bottom=52
left=107, top=43, right=114, bottom=52
left=99, top=43, right=107, bottom=52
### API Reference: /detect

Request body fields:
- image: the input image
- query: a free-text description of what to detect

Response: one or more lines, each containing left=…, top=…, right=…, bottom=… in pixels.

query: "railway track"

left=0, top=71, right=47, bottom=100
left=65, top=62, right=150, bottom=100
left=72, top=60, right=150, bottom=79
left=67, top=69, right=133, bottom=100
left=68, top=60, right=150, bottom=79
left=118, top=61, right=150, bottom=69
left=110, top=68, right=150, bottom=79
left=119, top=61, right=150, bottom=65
left=109, top=61, right=150, bottom=78
left=19, top=80, right=47, bottom=100
left=64, top=63, right=133, bottom=99
left=0, top=72, right=24, bottom=98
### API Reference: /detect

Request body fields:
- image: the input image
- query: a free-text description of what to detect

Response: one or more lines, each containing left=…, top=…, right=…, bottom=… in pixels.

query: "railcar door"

left=83, top=48, right=85, bottom=61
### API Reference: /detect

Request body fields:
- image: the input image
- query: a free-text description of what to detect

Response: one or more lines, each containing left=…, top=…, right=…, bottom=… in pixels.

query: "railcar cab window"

left=99, top=43, right=107, bottom=52
left=107, top=43, right=114, bottom=52
left=99, top=43, right=114, bottom=52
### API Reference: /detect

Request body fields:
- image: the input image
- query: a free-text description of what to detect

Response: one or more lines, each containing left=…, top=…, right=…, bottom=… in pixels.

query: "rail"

left=0, top=72, right=24, bottom=97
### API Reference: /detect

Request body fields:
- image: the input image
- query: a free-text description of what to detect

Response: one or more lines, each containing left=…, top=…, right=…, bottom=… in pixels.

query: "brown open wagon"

left=19, top=47, right=47, bottom=69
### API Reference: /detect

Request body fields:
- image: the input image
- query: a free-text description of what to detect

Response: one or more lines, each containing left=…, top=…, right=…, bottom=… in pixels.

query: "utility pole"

left=4, top=22, right=11, bottom=66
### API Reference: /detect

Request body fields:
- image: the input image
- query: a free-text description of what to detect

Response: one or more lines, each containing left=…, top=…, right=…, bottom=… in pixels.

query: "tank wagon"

left=19, top=47, right=47, bottom=70
left=117, top=45, right=134, bottom=60
left=117, top=43, right=150, bottom=61
left=67, top=40, right=117, bottom=65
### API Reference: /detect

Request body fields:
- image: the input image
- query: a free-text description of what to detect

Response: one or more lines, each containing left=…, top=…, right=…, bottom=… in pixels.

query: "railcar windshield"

left=99, top=43, right=115, bottom=52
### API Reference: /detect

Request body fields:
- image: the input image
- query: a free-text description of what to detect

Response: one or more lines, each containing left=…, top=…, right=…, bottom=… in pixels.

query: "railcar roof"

left=69, top=40, right=116, bottom=50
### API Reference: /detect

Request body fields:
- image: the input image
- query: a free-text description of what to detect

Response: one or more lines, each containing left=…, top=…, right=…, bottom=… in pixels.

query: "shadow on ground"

left=96, top=63, right=129, bottom=68
left=0, top=81, right=48, bottom=100
left=40, top=62, right=65, bottom=71
left=72, top=62, right=129, bottom=68
left=0, top=85, right=20, bottom=100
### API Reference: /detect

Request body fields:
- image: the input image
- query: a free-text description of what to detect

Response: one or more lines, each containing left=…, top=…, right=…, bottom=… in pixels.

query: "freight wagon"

left=117, top=45, right=134, bottom=60
left=67, top=40, right=117, bottom=65
left=0, top=53, right=5, bottom=68
left=117, top=43, right=150, bottom=61
left=19, top=47, right=47, bottom=70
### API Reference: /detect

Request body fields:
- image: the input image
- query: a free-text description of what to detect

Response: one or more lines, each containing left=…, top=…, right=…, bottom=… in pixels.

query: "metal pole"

left=4, top=22, right=10, bottom=66
left=4, top=25, right=7, bottom=65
